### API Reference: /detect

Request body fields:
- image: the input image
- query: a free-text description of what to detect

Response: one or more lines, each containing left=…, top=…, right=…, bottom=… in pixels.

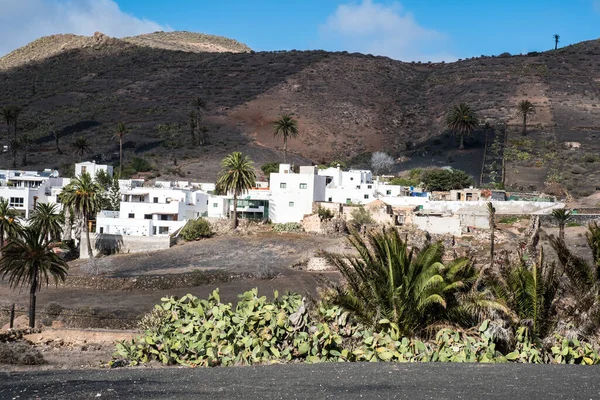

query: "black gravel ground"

left=1, top=363, right=598, bottom=400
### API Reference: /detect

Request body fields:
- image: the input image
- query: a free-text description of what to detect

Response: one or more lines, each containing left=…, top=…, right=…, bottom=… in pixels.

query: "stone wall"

left=82, top=234, right=175, bottom=259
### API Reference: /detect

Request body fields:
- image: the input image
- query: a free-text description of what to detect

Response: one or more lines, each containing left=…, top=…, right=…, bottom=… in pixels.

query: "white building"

left=318, top=165, right=408, bottom=205
left=95, top=186, right=209, bottom=237
left=75, top=161, right=113, bottom=178
left=0, top=169, right=69, bottom=218
left=269, top=164, right=326, bottom=223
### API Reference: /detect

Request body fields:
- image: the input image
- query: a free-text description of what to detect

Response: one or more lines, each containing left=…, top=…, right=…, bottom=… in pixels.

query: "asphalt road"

left=1, top=363, right=599, bottom=400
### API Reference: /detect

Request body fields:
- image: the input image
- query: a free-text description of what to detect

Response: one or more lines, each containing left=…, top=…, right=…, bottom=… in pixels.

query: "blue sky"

left=1, top=0, right=599, bottom=61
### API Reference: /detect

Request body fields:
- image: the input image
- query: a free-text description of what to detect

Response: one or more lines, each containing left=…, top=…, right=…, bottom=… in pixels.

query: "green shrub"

left=260, top=162, right=279, bottom=178
left=499, top=216, right=520, bottom=224
left=272, top=223, right=303, bottom=233
left=131, top=157, right=152, bottom=172
left=350, top=206, right=373, bottom=227
left=317, top=206, right=334, bottom=221
left=180, top=218, right=213, bottom=241
left=422, top=169, right=474, bottom=191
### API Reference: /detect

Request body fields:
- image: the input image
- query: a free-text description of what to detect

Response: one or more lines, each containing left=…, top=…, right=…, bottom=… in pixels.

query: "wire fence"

left=0, top=303, right=143, bottom=330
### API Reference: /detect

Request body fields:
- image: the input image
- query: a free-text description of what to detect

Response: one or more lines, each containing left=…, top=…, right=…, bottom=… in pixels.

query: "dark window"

left=299, top=183, right=307, bottom=189
left=144, top=214, right=152, bottom=220
left=280, top=183, right=287, bottom=189
left=367, top=185, right=372, bottom=189
left=364, top=194, right=369, bottom=199
left=160, top=215, right=169, bottom=221
left=386, top=190, right=392, bottom=195
left=159, top=227, right=169, bottom=234
left=128, top=213, right=134, bottom=219
left=153, top=197, right=159, bottom=203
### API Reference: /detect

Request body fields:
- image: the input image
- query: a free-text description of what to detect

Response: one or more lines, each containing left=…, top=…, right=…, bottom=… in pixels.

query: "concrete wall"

left=413, top=215, right=462, bottom=236
left=81, top=234, right=175, bottom=258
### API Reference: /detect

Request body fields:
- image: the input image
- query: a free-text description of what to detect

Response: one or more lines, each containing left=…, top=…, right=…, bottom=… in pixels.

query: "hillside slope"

left=0, top=32, right=599, bottom=195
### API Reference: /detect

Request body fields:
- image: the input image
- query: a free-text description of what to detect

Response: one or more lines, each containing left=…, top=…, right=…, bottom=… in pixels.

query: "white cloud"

left=319, top=0, right=456, bottom=62
left=0, top=0, right=171, bottom=56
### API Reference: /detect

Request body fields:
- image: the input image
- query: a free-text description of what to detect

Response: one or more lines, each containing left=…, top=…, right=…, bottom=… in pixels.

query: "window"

left=159, top=227, right=169, bottom=234
left=152, top=226, right=157, bottom=235
left=9, top=197, right=23, bottom=207
left=386, top=190, right=392, bottom=195
left=289, top=202, right=294, bottom=207
left=364, top=194, right=369, bottom=199
left=299, top=183, right=307, bottom=189
left=144, top=214, right=152, bottom=220
left=81, top=166, right=87, bottom=174
left=367, top=185, right=372, bottom=189
left=99, top=227, right=104, bottom=234
left=328, top=197, right=332, bottom=202
left=356, top=185, right=361, bottom=189
left=160, top=215, right=169, bottom=221
left=346, top=198, right=351, bottom=205
left=213, top=203, right=218, bottom=208
left=153, top=197, right=159, bottom=203
left=280, top=183, right=287, bottom=189
left=128, top=213, right=134, bottom=219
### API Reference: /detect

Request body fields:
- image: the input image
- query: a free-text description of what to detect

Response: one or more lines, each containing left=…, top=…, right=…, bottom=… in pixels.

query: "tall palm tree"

left=191, top=97, right=208, bottom=145
left=188, top=111, right=197, bottom=146
left=1, top=106, right=13, bottom=139
left=273, top=114, right=298, bottom=163
left=29, top=203, right=64, bottom=245
left=551, top=208, right=572, bottom=242
left=553, top=34, right=560, bottom=51
left=517, top=100, right=536, bottom=136
left=11, top=106, right=22, bottom=142
left=0, top=198, right=21, bottom=248
left=487, top=202, right=496, bottom=264
left=216, top=152, right=256, bottom=229
left=19, top=133, right=33, bottom=166
left=53, top=129, right=63, bottom=154
left=587, top=222, right=600, bottom=269
left=0, top=227, right=68, bottom=328
left=114, top=122, right=129, bottom=176
left=325, top=229, right=507, bottom=335
left=71, top=136, right=92, bottom=161
left=60, top=173, right=102, bottom=258
left=446, top=103, right=479, bottom=150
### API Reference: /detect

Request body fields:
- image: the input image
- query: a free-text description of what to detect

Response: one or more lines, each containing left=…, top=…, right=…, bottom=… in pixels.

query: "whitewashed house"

left=75, top=161, right=113, bottom=178
left=318, top=165, right=407, bottom=205
left=95, top=186, right=209, bottom=237
left=269, top=164, right=327, bottom=223
left=0, top=169, right=69, bottom=218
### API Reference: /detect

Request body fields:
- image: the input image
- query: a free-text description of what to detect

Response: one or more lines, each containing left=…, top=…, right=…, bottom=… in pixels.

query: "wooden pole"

left=9, top=303, right=15, bottom=329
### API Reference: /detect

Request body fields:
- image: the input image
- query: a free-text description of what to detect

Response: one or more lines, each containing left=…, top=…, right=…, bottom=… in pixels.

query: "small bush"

left=180, top=218, right=213, bottom=241
left=350, top=206, right=374, bottom=227
left=131, top=157, right=152, bottom=173
left=317, top=206, right=334, bottom=221
left=0, top=342, right=45, bottom=365
left=44, top=302, right=63, bottom=318
left=499, top=216, right=520, bottom=224
left=272, top=223, right=303, bottom=233
left=255, top=264, right=276, bottom=279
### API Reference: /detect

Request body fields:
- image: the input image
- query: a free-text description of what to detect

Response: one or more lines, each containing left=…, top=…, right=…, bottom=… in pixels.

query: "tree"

left=517, top=100, right=536, bottom=136
left=422, top=168, right=474, bottom=191
left=29, top=203, right=64, bottom=245
left=71, top=136, right=92, bottom=161
left=95, top=170, right=121, bottom=211
left=273, top=114, right=298, bottom=164
left=325, top=229, right=506, bottom=335
left=551, top=208, right=572, bottom=242
left=370, top=151, right=394, bottom=175
left=216, top=152, right=256, bottom=229
left=260, top=162, right=279, bottom=180
left=587, top=222, right=600, bottom=269
left=114, top=122, right=129, bottom=176
left=446, top=103, right=479, bottom=150
left=191, top=97, right=209, bottom=145
left=488, top=249, right=558, bottom=339
left=487, top=202, right=496, bottom=264
left=0, top=227, right=68, bottom=328
left=1, top=106, right=13, bottom=145
left=0, top=198, right=21, bottom=249
left=53, top=129, right=63, bottom=154
left=553, top=34, right=560, bottom=51
left=9, top=105, right=22, bottom=142
left=60, top=172, right=102, bottom=258
left=19, top=133, right=33, bottom=166
left=188, top=111, right=197, bottom=146
left=8, top=138, right=19, bottom=168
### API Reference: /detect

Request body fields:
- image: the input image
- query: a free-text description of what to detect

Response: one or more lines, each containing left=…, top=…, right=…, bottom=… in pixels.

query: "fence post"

left=9, top=303, right=15, bottom=329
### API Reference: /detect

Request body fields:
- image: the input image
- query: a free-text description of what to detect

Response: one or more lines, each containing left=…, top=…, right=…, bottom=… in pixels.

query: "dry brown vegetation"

left=0, top=32, right=599, bottom=193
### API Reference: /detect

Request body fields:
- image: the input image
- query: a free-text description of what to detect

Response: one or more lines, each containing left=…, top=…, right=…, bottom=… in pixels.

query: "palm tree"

left=71, top=136, right=92, bottom=161
left=446, top=103, right=479, bottom=150
left=192, top=97, right=208, bottom=145
left=551, top=208, right=572, bottom=242
left=60, top=173, right=102, bottom=258
left=517, top=100, right=536, bottom=136
left=1, top=106, right=13, bottom=139
left=587, top=222, right=600, bottom=269
left=0, top=227, right=68, bottom=328
left=553, top=34, right=560, bottom=51
left=114, top=122, right=129, bottom=176
left=8, top=138, right=19, bottom=168
left=188, top=111, right=197, bottom=146
left=29, top=203, right=64, bottom=245
left=273, top=114, right=299, bottom=163
left=216, top=152, right=256, bottom=229
left=325, top=229, right=507, bottom=335
left=53, top=129, right=63, bottom=154
left=19, top=133, right=33, bottom=166
left=0, top=198, right=21, bottom=249
left=487, top=202, right=496, bottom=264
left=488, top=249, right=558, bottom=339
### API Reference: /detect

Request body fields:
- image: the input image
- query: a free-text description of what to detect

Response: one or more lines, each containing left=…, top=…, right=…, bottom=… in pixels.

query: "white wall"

left=413, top=215, right=462, bottom=236
left=269, top=165, right=326, bottom=223
left=75, top=161, right=113, bottom=178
